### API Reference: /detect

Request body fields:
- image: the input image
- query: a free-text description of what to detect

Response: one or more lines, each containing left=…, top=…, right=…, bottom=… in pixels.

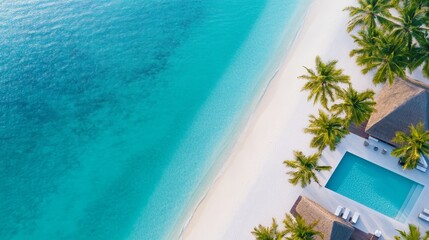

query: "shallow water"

left=0, top=0, right=308, bottom=239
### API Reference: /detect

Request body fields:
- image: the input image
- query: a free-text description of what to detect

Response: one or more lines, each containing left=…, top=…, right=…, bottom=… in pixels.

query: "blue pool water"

left=0, top=0, right=310, bottom=239
left=326, top=152, right=423, bottom=222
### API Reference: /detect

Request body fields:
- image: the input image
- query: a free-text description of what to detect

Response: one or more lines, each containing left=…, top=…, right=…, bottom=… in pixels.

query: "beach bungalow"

left=365, top=78, right=429, bottom=147
left=290, top=196, right=380, bottom=240
left=364, top=78, right=429, bottom=171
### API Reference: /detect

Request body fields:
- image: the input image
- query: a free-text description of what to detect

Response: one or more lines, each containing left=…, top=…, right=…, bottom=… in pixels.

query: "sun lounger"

left=334, top=205, right=343, bottom=216
left=351, top=212, right=360, bottom=224
left=423, top=208, right=429, bottom=215
left=416, top=165, right=427, bottom=172
left=419, top=213, right=429, bottom=222
left=342, top=208, right=350, bottom=220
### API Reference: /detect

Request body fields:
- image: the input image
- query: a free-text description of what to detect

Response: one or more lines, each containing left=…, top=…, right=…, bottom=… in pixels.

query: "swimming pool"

left=326, top=152, right=423, bottom=222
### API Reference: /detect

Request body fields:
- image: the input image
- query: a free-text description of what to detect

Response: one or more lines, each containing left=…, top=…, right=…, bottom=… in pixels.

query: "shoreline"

left=180, top=0, right=378, bottom=239
left=170, top=1, right=314, bottom=239
left=176, top=66, right=284, bottom=240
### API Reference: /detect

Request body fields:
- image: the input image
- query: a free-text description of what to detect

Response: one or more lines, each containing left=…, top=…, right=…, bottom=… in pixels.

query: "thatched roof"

left=365, top=78, right=429, bottom=146
left=294, top=196, right=354, bottom=240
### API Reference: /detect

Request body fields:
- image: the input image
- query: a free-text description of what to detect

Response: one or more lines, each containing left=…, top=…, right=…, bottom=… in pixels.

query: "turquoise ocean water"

left=0, top=1, right=310, bottom=239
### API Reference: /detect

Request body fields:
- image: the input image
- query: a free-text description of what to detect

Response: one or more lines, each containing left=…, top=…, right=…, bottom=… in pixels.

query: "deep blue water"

left=0, top=0, right=309, bottom=239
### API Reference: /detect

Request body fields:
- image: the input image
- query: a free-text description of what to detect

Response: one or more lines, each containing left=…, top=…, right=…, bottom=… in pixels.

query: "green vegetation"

left=331, top=87, right=376, bottom=126
left=345, top=0, right=429, bottom=84
left=283, top=214, right=323, bottom=240
left=353, top=32, right=409, bottom=84
left=299, top=56, right=375, bottom=153
left=344, top=0, right=393, bottom=32
left=394, top=224, right=429, bottom=240
left=391, top=122, right=429, bottom=169
left=252, top=214, right=322, bottom=240
left=283, top=151, right=332, bottom=187
left=410, top=32, right=429, bottom=78
left=349, top=28, right=381, bottom=60
left=293, top=56, right=375, bottom=187
left=299, top=56, right=350, bottom=108
left=252, top=218, right=285, bottom=240
left=304, top=110, right=349, bottom=151
left=390, top=2, right=427, bottom=50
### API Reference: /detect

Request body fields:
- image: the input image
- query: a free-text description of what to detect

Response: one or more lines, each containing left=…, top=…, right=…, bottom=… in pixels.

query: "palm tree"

left=391, top=122, right=429, bottom=169
left=409, top=32, right=429, bottom=78
left=355, top=31, right=409, bottom=84
left=390, top=3, right=427, bottom=50
left=252, top=218, right=285, bottom=240
left=331, top=87, right=376, bottom=126
left=350, top=28, right=381, bottom=59
left=304, top=110, right=349, bottom=151
left=299, top=56, right=350, bottom=108
left=283, top=214, right=323, bottom=240
left=284, top=151, right=332, bottom=187
left=394, top=224, right=429, bottom=240
left=344, top=0, right=393, bottom=32
left=396, top=0, right=429, bottom=11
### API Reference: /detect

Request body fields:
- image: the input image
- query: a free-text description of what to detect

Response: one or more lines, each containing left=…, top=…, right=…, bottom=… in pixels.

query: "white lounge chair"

left=334, top=205, right=343, bottom=216
left=374, top=230, right=382, bottom=237
left=351, top=212, right=360, bottom=224
left=423, top=208, right=429, bottom=215
left=416, top=165, right=427, bottom=172
left=419, top=213, right=429, bottom=222
left=342, top=208, right=350, bottom=220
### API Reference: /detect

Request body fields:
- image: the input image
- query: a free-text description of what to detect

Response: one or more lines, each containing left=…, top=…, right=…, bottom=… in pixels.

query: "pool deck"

left=303, top=133, right=429, bottom=239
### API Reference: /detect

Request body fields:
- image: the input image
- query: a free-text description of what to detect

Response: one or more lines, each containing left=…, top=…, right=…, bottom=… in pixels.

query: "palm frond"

left=392, top=122, right=429, bottom=170
left=299, top=56, right=350, bottom=108
left=283, top=150, right=330, bottom=187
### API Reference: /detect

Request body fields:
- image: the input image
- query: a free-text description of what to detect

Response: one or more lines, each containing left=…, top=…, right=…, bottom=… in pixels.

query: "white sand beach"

left=180, top=0, right=401, bottom=239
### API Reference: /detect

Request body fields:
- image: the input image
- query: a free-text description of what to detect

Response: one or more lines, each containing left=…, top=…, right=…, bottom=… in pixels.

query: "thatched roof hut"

left=365, top=78, right=429, bottom=146
left=293, top=196, right=354, bottom=240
